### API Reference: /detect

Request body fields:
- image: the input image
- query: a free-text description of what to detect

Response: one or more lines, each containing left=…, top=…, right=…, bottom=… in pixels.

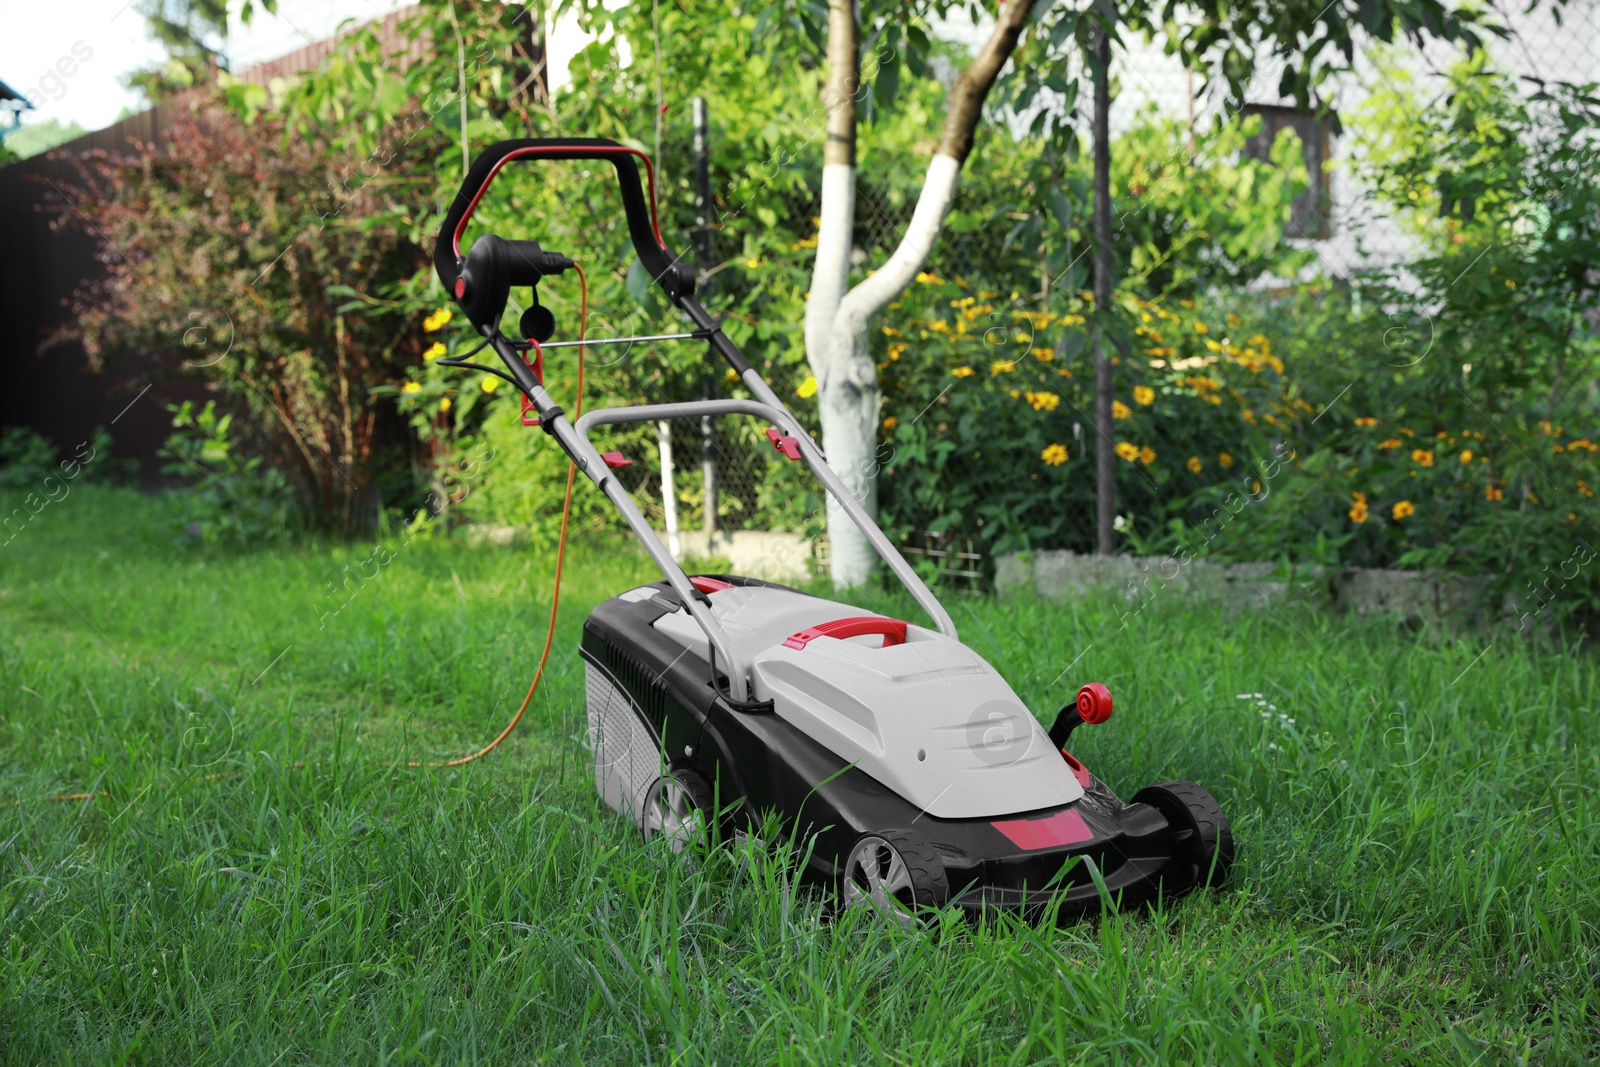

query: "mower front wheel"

left=1132, top=780, right=1235, bottom=895
left=840, top=829, right=948, bottom=927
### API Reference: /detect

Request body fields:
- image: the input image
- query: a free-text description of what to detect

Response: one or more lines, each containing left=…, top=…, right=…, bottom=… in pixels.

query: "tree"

left=128, top=0, right=277, bottom=98
left=806, top=0, right=1035, bottom=587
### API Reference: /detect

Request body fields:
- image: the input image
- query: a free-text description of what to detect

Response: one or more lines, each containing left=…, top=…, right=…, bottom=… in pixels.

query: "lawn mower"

left=432, top=138, right=1234, bottom=922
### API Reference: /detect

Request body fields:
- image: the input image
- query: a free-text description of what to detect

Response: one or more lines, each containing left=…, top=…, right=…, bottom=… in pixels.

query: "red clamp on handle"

left=1076, top=683, right=1113, bottom=725
left=600, top=452, right=632, bottom=469
left=782, top=615, right=908, bottom=650
left=690, top=575, right=734, bottom=594
left=765, top=427, right=802, bottom=461
left=518, top=344, right=546, bottom=427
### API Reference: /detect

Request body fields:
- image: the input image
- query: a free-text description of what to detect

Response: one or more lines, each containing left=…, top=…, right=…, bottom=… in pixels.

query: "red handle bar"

left=782, top=616, right=909, bottom=651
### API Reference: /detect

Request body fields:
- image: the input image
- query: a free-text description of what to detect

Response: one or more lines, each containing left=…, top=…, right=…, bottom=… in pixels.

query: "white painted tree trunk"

left=805, top=0, right=1030, bottom=588
left=657, top=419, right=680, bottom=558
left=807, top=155, right=963, bottom=587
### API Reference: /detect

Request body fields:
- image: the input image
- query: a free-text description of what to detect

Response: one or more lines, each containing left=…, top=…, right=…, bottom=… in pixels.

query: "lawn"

left=2, top=486, right=1596, bottom=1064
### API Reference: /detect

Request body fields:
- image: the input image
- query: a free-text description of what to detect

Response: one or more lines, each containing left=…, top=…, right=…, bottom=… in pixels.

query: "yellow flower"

left=1219, top=451, right=1234, bottom=468
left=1379, top=438, right=1403, bottom=450
left=882, top=416, right=898, bottom=432
left=1392, top=500, right=1415, bottom=520
left=882, top=326, right=902, bottom=337
left=887, top=343, right=907, bottom=360
left=797, top=376, right=818, bottom=399
left=1023, top=390, right=1060, bottom=412
left=1354, top=417, right=1378, bottom=427
left=1194, top=321, right=1209, bottom=334
left=481, top=377, right=500, bottom=394
left=1041, top=443, right=1069, bottom=466
left=401, top=381, right=421, bottom=394
left=1459, top=449, right=1473, bottom=465
left=1115, top=441, right=1140, bottom=462
left=1112, top=401, right=1132, bottom=420
left=1580, top=480, right=1593, bottom=498
left=746, top=258, right=761, bottom=269
left=1486, top=483, right=1503, bottom=502
left=1030, top=347, right=1055, bottom=362
left=1412, top=449, right=1434, bottom=467
left=915, top=271, right=942, bottom=285
left=952, top=366, right=976, bottom=378
left=438, top=398, right=452, bottom=413
left=1349, top=491, right=1369, bottom=523
left=1186, top=456, right=1203, bottom=473
left=423, top=342, right=447, bottom=361
left=422, top=308, right=453, bottom=332
left=1139, top=446, right=1157, bottom=465
left=1133, top=385, right=1155, bottom=406
left=990, top=360, right=1016, bottom=376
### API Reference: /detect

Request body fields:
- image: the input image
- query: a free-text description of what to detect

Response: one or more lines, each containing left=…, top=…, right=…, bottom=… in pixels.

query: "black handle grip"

left=432, top=137, right=694, bottom=305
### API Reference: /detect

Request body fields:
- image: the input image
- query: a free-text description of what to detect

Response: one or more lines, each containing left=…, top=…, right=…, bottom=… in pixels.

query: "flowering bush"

left=1207, top=56, right=1600, bottom=624
left=877, top=276, right=1295, bottom=556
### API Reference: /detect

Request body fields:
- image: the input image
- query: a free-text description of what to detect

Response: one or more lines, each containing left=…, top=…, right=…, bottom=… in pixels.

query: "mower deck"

left=581, top=575, right=1229, bottom=919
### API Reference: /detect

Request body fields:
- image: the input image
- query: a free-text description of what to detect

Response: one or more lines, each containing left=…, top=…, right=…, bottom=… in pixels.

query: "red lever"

left=1076, top=683, right=1113, bottom=725
left=519, top=343, right=545, bottom=427
left=690, top=576, right=734, bottom=594
left=600, top=452, right=632, bottom=469
left=782, top=616, right=908, bottom=651
left=765, top=427, right=802, bottom=460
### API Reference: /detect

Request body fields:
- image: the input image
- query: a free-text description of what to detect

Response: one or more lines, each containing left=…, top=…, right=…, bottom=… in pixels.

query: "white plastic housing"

left=651, top=585, right=1082, bottom=820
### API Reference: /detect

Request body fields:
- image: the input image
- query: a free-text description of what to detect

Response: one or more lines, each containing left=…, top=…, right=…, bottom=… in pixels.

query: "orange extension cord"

left=412, top=262, right=589, bottom=768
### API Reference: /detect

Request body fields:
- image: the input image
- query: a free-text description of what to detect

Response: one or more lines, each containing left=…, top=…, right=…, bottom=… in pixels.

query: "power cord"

left=411, top=261, right=589, bottom=768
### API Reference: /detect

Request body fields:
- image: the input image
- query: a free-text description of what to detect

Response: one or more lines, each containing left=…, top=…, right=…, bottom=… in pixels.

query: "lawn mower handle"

left=432, top=137, right=696, bottom=303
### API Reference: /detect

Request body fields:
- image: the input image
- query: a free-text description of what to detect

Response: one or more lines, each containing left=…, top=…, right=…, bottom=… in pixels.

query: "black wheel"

left=840, top=829, right=948, bottom=927
left=641, top=767, right=715, bottom=853
left=1132, top=780, right=1235, bottom=894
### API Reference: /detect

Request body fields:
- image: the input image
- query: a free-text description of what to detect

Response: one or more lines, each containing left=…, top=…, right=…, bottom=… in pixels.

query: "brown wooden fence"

left=0, top=107, right=211, bottom=476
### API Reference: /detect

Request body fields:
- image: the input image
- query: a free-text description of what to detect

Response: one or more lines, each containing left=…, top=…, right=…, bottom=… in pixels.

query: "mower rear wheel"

left=641, top=767, right=715, bottom=854
left=1132, top=780, right=1235, bottom=894
left=840, top=830, right=948, bottom=927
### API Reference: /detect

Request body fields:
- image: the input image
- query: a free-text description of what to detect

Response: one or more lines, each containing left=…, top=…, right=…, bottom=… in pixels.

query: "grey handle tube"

left=734, top=369, right=958, bottom=642
left=575, top=397, right=958, bottom=641
left=518, top=383, right=754, bottom=701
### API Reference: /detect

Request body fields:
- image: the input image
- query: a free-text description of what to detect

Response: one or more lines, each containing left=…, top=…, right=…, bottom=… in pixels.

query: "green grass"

left=2, top=486, right=1596, bottom=1064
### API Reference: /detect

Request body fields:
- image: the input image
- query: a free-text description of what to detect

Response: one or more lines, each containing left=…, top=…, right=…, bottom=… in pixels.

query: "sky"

left=0, top=0, right=168, bottom=131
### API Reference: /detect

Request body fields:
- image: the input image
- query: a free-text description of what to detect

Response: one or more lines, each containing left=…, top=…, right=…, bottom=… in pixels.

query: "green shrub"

left=0, top=428, right=61, bottom=490
left=1205, top=55, right=1600, bottom=623
left=160, top=402, right=298, bottom=545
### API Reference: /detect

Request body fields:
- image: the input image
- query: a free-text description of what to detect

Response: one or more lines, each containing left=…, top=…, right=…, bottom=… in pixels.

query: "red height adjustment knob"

left=764, top=426, right=802, bottom=461
left=1076, top=683, right=1113, bottom=725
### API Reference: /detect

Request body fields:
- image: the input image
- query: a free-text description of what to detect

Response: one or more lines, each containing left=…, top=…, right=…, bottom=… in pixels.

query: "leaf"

left=625, top=257, right=652, bottom=306
left=1046, top=190, right=1074, bottom=230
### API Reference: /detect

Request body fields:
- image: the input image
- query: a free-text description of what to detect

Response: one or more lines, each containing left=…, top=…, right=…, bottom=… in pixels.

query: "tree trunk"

left=807, top=0, right=866, bottom=583
left=808, top=0, right=1031, bottom=587
left=1091, top=25, right=1116, bottom=557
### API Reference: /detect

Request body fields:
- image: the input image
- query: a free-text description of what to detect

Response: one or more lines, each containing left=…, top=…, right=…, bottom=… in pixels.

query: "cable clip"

left=519, top=348, right=545, bottom=426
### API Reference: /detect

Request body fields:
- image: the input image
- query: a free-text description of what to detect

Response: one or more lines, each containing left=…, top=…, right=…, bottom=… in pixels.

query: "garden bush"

left=1210, top=56, right=1600, bottom=624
